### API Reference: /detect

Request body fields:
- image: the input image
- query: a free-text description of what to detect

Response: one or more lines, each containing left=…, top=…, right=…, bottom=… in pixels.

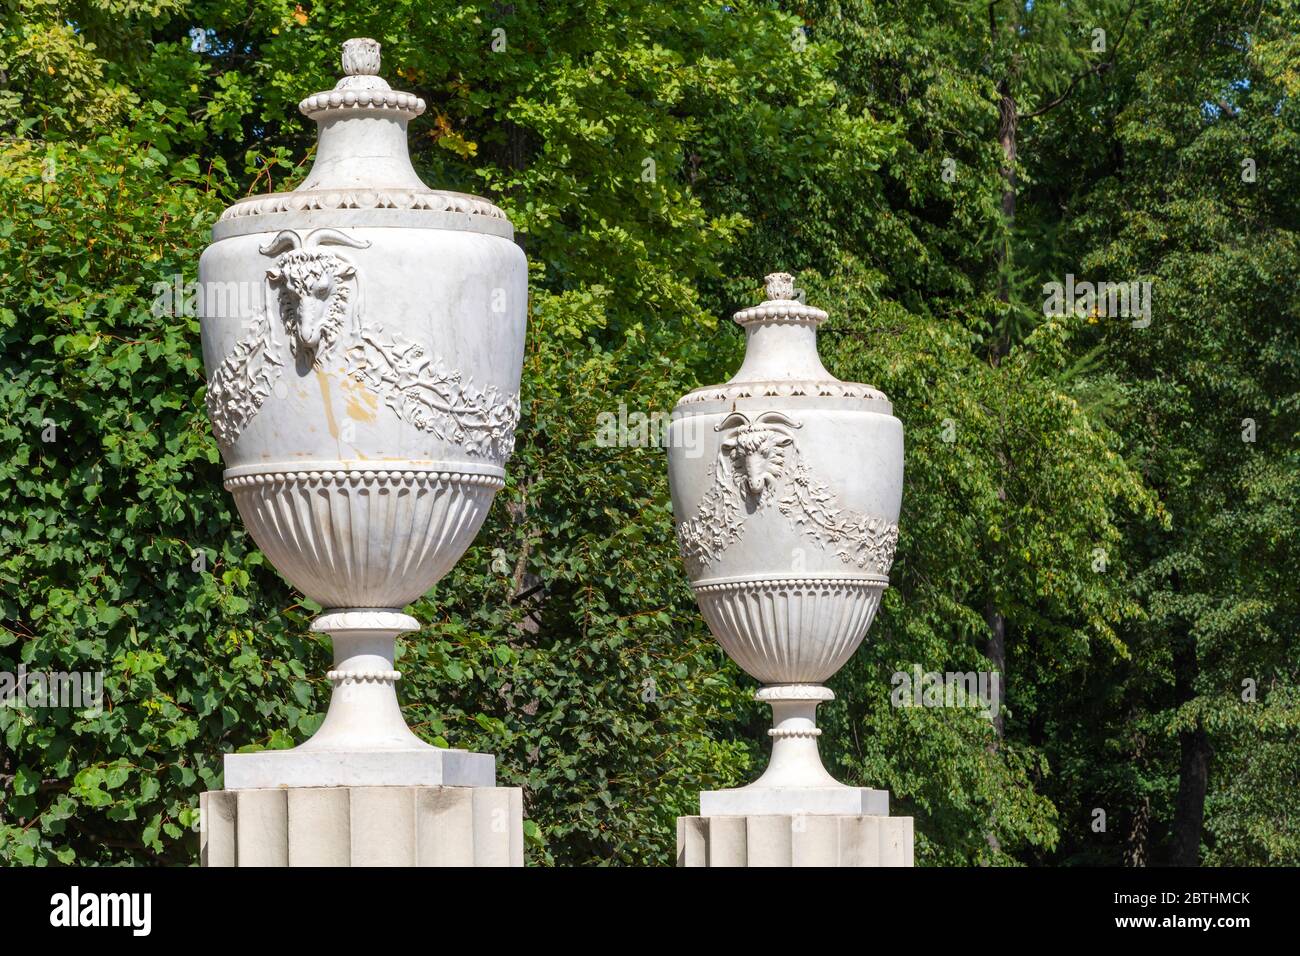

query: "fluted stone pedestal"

left=200, top=786, right=523, bottom=867
left=677, top=811, right=913, bottom=867
left=674, top=686, right=916, bottom=867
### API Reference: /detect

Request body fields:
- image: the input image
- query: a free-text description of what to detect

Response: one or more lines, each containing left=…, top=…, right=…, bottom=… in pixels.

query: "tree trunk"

left=985, top=84, right=1013, bottom=850
left=1125, top=796, right=1150, bottom=867
left=1170, top=635, right=1209, bottom=865
left=983, top=4, right=1019, bottom=862
left=993, top=83, right=1018, bottom=361
left=984, top=600, right=1007, bottom=739
left=998, top=86, right=1018, bottom=223
left=984, top=600, right=1006, bottom=856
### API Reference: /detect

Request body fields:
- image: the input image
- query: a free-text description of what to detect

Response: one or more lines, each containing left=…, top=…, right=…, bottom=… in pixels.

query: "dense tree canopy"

left=1, top=0, right=1296, bottom=865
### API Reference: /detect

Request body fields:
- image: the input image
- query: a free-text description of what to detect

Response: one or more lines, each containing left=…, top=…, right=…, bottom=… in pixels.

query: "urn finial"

left=764, top=272, right=796, bottom=301
left=341, top=37, right=382, bottom=76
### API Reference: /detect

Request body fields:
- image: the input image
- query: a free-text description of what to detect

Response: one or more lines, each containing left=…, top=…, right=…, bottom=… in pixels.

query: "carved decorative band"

left=327, top=669, right=401, bottom=685
left=312, top=610, right=419, bottom=634
left=224, top=470, right=505, bottom=492
left=675, top=410, right=898, bottom=577
left=692, top=576, right=887, bottom=594
left=205, top=227, right=521, bottom=461
left=299, top=89, right=425, bottom=116
left=676, top=380, right=888, bottom=407
left=767, top=727, right=822, bottom=739
left=756, top=684, right=835, bottom=702
left=732, top=302, right=828, bottom=327
left=218, top=189, right=507, bottom=223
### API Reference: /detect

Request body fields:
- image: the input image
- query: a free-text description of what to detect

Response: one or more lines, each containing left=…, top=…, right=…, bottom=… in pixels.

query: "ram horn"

left=753, top=411, right=802, bottom=431
left=715, top=411, right=753, bottom=434
left=257, top=230, right=304, bottom=257
left=304, top=228, right=372, bottom=251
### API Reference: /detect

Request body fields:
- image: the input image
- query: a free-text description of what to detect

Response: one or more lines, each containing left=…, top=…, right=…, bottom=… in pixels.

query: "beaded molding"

left=299, top=88, right=425, bottom=117
left=756, top=684, right=836, bottom=702
left=732, top=301, right=829, bottom=327
left=327, top=669, right=402, bottom=685
left=692, top=576, right=888, bottom=594
left=224, top=469, right=505, bottom=492
left=768, top=727, right=823, bottom=739
left=675, top=379, right=888, bottom=406
left=217, top=189, right=509, bottom=224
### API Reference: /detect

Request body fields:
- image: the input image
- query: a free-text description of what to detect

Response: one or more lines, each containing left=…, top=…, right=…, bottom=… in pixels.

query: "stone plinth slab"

left=200, top=786, right=524, bottom=867
left=700, top=786, right=889, bottom=817
left=222, top=747, right=496, bottom=790
left=676, top=814, right=913, bottom=867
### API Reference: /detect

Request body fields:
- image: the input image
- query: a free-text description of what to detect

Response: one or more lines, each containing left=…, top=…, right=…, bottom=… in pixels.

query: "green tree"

left=1, top=0, right=1294, bottom=868
left=0, top=0, right=892, bottom=865
left=1027, top=0, right=1300, bottom=865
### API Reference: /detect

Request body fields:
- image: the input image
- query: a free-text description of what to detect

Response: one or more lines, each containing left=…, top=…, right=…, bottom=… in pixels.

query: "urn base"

left=676, top=810, right=913, bottom=867
left=223, top=746, right=496, bottom=790
left=222, top=610, right=498, bottom=789
left=201, top=785, right=523, bottom=866
left=699, top=785, right=889, bottom=817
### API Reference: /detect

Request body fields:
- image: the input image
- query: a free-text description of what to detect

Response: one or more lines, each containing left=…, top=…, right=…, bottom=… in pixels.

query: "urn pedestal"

left=667, top=273, right=912, bottom=867
left=197, top=39, right=524, bottom=866
left=676, top=813, right=913, bottom=867
left=200, top=786, right=523, bottom=867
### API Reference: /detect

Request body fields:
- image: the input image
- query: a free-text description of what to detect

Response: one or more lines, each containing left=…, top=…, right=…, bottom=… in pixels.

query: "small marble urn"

left=198, top=39, right=527, bottom=790
left=668, top=273, right=904, bottom=819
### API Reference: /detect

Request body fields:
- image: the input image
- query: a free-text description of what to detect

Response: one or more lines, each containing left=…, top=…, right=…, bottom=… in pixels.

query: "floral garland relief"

left=205, top=228, right=519, bottom=459
left=205, top=311, right=282, bottom=449
left=344, top=328, right=518, bottom=460
left=676, top=410, right=898, bottom=577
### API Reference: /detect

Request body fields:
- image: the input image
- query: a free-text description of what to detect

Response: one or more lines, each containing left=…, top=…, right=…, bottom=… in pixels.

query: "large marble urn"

left=198, top=39, right=526, bottom=789
left=667, top=273, right=903, bottom=816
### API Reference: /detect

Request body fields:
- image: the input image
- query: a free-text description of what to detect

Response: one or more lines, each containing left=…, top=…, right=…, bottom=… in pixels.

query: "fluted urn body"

left=197, top=39, right=525, bottom=786
left=667, top=273, right=902, bottom=804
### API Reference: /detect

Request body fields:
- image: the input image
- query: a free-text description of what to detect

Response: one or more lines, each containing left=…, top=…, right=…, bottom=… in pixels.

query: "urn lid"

left=212, top=38, right=513, bottom=242
left=675, top=273, right=891, bottom=413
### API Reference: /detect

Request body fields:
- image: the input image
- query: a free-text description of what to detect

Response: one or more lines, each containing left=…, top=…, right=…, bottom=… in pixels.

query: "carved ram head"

left=716, top=410, right=802, bottom=504
left=260, top=229, right=371, bottom=369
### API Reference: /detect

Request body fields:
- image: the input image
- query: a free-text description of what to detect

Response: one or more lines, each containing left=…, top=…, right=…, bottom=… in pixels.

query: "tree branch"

left=1022, top=0, right=1137, bottom=120
left=1021, top=61, right=1112, bottom=119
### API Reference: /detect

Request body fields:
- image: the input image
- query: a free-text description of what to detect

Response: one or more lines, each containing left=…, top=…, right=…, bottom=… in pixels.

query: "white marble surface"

left=202, top=785, right=523, bottom=866
left=223, top=746, right=496, bottom=790
left=700, top=785, right=889, bottom=817
left=666, top=274, right=905, bottom=799
left=198, top=39, right=526, bottom=765
left=678, top=813, right=913, bottom=867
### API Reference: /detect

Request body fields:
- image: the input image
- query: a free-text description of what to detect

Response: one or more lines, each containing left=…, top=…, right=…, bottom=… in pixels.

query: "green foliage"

left=0, top=123, right=317, bottom=864
left=0, top=0, right=878, bottom=866
left=1, top=0, right=1295, bottom=867
left=1021, top=0, right=1300, bottom=865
